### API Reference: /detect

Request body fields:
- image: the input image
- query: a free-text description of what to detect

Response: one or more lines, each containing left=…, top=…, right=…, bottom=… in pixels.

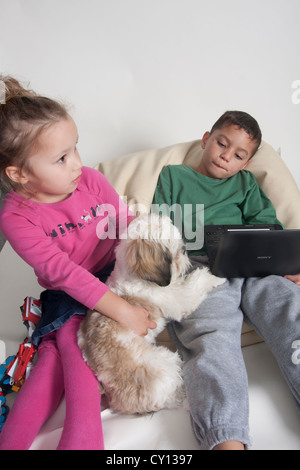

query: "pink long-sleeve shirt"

left=0, top=166, right=131, bottom=310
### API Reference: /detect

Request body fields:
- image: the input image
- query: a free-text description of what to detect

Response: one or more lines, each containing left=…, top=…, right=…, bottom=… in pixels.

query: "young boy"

left=152, top=111, right=300, bottom=450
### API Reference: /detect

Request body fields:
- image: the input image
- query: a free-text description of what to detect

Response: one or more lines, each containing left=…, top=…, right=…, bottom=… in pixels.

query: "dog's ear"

left=126, top=238, right=172, bottom=286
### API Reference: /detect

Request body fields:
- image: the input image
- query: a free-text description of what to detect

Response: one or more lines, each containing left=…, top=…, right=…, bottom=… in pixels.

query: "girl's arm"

left=0, top=202, right=156, bottom=335
left=3, top=216, right=156, bottom=334
left=93, top=290, right=157, bottom=335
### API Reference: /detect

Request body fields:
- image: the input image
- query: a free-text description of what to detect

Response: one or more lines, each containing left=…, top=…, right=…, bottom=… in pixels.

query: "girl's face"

left=17, top=116, right=82, bottom=203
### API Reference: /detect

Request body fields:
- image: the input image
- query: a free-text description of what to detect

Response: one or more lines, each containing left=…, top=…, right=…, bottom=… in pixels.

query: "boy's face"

left=197, top=125, right=258, bottom=179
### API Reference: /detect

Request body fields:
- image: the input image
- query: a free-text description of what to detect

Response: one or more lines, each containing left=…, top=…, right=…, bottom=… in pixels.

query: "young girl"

left=0, top=76, right=156, bottom=450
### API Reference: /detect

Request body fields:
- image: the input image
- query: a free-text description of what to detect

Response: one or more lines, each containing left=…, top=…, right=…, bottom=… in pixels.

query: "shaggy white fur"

left=78, top=213, right=225, bottom=414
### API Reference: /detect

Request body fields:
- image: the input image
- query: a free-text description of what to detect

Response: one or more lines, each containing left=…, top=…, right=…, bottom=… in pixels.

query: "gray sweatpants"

left=168, top=257, right=300, bottom=449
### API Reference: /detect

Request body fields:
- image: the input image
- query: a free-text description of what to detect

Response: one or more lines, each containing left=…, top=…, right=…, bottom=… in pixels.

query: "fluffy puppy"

left=78, top=213, right=224, bottom=414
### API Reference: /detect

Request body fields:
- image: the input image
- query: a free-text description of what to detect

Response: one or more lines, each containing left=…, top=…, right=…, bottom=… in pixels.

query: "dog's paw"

left=188, top=266, right=225, bottom=290
left=209, top=272, right=226, bottom=288
left=174, top=267, right=225, bottom=318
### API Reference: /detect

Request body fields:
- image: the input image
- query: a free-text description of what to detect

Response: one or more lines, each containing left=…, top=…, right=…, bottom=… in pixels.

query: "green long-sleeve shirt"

left=152, top=165, right=283, bottom=256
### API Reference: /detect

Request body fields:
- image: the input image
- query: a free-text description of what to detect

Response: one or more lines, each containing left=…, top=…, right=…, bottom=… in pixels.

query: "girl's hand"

left=117, top=303, right=157, bottom=336
left=284, top=273, right=300, bottom=286
left=94, top=290, right=157, bottom=335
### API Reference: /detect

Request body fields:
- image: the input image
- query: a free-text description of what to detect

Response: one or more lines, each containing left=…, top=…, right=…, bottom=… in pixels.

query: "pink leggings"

left=0, top=315, right=104, bottom=450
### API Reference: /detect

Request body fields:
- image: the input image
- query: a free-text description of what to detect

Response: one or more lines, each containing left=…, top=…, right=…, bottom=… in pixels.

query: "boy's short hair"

left=210, top=110, right=262, bottom=155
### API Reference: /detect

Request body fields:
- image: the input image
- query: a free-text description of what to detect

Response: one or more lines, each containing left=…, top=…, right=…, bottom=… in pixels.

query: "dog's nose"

left=156, top=271, right=171, bottom=287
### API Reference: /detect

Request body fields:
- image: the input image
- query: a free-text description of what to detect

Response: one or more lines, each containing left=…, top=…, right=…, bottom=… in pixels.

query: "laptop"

left=204, top=224, right=300, bottom=278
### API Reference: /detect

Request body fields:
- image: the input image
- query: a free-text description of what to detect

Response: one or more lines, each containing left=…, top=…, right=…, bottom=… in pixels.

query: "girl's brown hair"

left=0, top=75, right=68, bottom=192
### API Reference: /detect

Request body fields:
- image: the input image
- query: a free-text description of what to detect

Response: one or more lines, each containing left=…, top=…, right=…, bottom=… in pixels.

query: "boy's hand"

left=284, top=273, right=300, bottom=286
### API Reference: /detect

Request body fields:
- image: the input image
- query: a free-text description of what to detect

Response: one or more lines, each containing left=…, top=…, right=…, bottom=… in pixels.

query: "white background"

left=1, top=0, right=300, bottom=187
left=1, top=1, right=300, bottom=450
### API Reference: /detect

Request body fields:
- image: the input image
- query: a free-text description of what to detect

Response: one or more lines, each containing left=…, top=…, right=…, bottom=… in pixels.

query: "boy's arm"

left=242, top=175, right=300, bottom=284
left=152, top=166, right=173, bottom=208
left=284, top=274, right=300, bottom=286
left=241, top=176, right=284, bottom=227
